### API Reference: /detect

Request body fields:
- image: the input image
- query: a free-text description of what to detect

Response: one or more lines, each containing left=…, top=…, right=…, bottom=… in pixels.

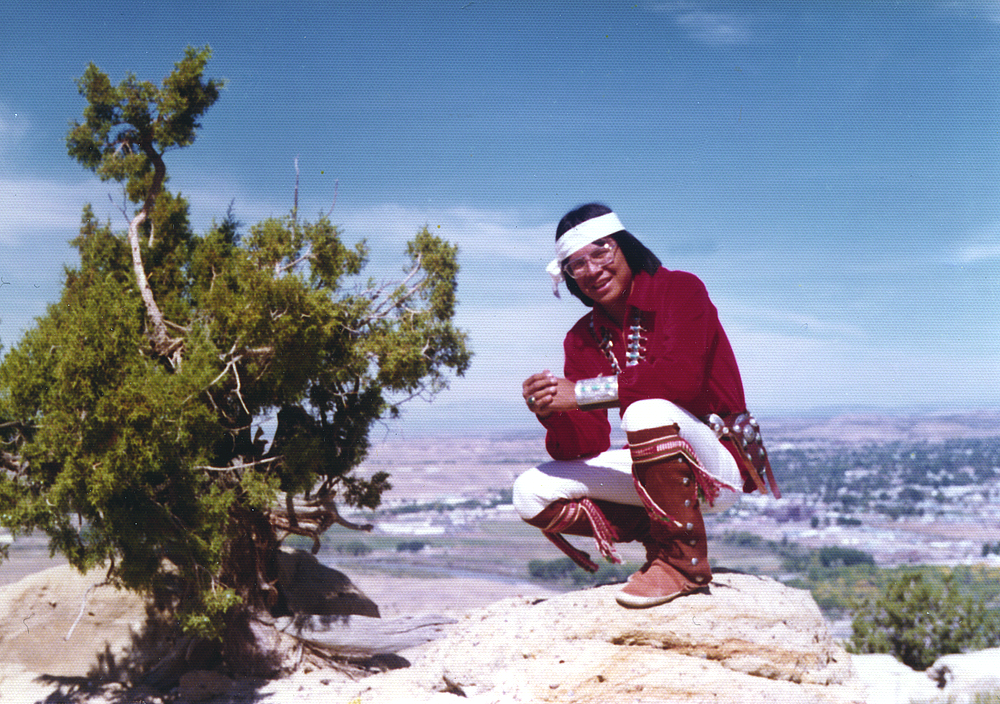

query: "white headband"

left=545, top=211, right=626, bottom=295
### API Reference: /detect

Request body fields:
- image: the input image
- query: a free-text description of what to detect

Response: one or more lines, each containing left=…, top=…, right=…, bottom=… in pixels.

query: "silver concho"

left=728, top=413, right=755, bottom=447
left=706, top=413, right=728, bottom=439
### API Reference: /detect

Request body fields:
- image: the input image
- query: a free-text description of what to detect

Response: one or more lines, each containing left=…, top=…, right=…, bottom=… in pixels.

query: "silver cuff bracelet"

left=575, top=375, right=619, bottom=410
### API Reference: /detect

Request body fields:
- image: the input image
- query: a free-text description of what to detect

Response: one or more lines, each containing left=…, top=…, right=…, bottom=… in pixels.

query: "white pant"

left=512, top=399, right=741, bottom=520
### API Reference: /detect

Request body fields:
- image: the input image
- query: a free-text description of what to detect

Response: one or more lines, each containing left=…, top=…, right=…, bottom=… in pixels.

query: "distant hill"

left=764, top=409, right=1000, bottom=446
left=410, top=408, right=1000, bottom=446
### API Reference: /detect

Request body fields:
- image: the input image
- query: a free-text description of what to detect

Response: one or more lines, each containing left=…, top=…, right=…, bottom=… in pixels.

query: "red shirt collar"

left=590, top=268, right=660, bottom=330
left=623, top=268, right=661, bottom=312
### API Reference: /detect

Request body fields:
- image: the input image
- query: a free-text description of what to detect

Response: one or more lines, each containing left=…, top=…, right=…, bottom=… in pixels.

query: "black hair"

left=556, top=203, right=662, bottom=307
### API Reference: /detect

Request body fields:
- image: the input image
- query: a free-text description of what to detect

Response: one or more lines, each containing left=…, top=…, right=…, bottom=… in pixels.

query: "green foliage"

left=179, top=588, right=243, bottom=641
left=396, top=540, right=429, bottom=553
left=529, top=557, right=579, bottom=581
left=0, top=48, right=470, bottom=643
left=334, top=540, right=373, bottom=557
left=66, top=45, right=222, bottom=204
left=847, top=570, right=1000, bottom=670
left=816, top=545, right=876, bottom=569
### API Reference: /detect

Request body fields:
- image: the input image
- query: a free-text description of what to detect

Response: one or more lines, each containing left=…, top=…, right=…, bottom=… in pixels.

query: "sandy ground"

left=0, top=548, right=558, bottom=704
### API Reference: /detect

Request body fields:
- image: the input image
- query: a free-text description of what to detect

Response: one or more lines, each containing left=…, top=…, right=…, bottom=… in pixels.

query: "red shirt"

left=540, top=267, right=746, bottom=460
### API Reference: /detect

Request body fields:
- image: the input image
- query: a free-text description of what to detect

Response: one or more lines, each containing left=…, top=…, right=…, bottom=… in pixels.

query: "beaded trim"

left=540, top=498, right=622, bottom=573
left=630, top=435, right=726, bottom=525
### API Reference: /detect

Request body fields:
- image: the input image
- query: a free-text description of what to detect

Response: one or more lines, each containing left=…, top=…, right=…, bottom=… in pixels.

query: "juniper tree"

left=0, top=47, right=470, bottom=651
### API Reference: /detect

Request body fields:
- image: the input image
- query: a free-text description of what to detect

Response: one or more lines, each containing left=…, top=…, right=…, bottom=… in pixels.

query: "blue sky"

left=1, top=1, right=998, bottom=438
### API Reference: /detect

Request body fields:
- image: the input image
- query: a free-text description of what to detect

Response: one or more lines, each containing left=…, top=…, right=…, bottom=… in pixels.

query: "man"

left=516, top=203, right=778, bottom=608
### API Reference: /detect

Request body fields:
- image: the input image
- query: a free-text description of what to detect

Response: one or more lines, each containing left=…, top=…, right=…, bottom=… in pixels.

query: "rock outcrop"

left=287, top=571, right=866, bottom=703
left=20, top=562, right=1000, bottom=703
left=275, top=548, right=380, bottom=618
left=927, top=648, right=1000, bottom=703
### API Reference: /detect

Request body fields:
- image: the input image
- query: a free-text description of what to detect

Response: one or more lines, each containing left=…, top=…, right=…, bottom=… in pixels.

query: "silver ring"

left=528, top=396, right=535, bottom=405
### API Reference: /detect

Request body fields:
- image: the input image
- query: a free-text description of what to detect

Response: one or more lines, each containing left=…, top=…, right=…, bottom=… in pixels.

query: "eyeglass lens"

left=565, top=243, right=614, bottom=278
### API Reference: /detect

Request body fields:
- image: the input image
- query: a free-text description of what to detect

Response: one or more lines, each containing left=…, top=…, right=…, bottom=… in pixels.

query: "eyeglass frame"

left=561, top=239, right=618, bottom=279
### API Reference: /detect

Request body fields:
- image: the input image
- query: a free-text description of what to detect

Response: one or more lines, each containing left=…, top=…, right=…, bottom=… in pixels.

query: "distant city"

left=347, top=409, right=1000, bottom=572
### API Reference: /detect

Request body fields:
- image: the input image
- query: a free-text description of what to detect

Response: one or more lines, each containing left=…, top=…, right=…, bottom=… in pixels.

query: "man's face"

left=567, top=238, right=632, bottom=309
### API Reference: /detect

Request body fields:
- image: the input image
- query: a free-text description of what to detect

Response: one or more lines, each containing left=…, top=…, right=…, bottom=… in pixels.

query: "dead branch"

left=193, top=456, right=282, bottom=472
left=127, top=142, right=184, bottom=368
left=366, top=253, right=425, bottom=322
left=293, top=155, right=299, bottom=223
left=65, top=580, right=111, bottom=641
left=276, top=250, right=314, bottom=275
left=1, top=450, right=23, bottom=473
left=325, top=178, right=339, bottom=218
left=231, top=362, right=249, bottom=415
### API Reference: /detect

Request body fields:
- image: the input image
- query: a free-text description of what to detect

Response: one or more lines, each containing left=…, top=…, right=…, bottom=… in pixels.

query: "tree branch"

left=325, top=178, right=339, bottom=217
left=293, top=155, right=299, bottom=224
left=270, top=492, right=373, bottom=554
left=365, top=253, right=425, bottom=322
left=193, top=456, right=282, bottom=472
left=65, top=580, right=111, bottom=641
left=276, top=251, right=314, bottom=275
left=127, top=142, right=183, bottom=368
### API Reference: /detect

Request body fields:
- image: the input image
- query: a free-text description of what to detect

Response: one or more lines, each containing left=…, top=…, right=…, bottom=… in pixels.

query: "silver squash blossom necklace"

left=591, top=308, right=647, bottom=374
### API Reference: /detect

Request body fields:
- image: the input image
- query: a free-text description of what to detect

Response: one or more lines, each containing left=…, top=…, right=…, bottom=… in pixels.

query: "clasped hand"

left=521, top=370, right=577, bottom=418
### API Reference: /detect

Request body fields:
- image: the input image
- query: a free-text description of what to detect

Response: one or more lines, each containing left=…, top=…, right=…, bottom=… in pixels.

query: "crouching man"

left=517, top=204, right=779, bottom=608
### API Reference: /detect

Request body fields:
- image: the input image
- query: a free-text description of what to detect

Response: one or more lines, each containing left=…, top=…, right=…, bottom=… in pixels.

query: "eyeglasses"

left=562, top=240, right=618, bottom=279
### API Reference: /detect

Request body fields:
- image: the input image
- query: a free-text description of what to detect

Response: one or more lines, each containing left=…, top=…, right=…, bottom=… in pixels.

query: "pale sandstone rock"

left=849, top=653, right=941, bottom=704
left=2, top=567, right=897, bottom=703
left=0, top=564, right=152, bottom=678
left=926, top=648, right=1000, bottom=704
left=850, top=649, right=1000, bottom=704
left=323, top=572, right=866, bottom=704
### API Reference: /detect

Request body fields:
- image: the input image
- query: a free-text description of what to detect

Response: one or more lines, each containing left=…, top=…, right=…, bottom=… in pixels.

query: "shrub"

left=396, top=540, right=428, bottom=553
left=847, top=570, right=1000, bottom=670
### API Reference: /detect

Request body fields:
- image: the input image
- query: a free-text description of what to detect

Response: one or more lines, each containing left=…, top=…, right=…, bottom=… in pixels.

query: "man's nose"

left=578, top=257, right=603, bottom=277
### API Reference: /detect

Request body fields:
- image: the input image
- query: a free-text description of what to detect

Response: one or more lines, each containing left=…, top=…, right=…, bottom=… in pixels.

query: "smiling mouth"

left=590, top=278, right=612, bottom=293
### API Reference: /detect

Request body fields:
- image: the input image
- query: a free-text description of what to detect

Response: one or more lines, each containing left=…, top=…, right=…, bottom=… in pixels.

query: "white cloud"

left=649, top=4, right=753, bottom=45
left=675, top=11, right=752, bottom=45
left=937, top=0, right=1000, bottom=24
left=0, top=176, right=118, bottom=244
left=720, top=301, right=867, bottom=342
left=373, top=299, right=585, bottom=437
left=337, top=203, right=556, bottom=262
left=954, top=222, right=1000, bottom=263
left=730, top=326, right=1000, bottom=415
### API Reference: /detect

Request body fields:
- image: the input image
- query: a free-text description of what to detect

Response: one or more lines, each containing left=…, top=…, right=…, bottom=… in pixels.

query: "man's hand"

left=522, top=371, right=577, bottom=419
